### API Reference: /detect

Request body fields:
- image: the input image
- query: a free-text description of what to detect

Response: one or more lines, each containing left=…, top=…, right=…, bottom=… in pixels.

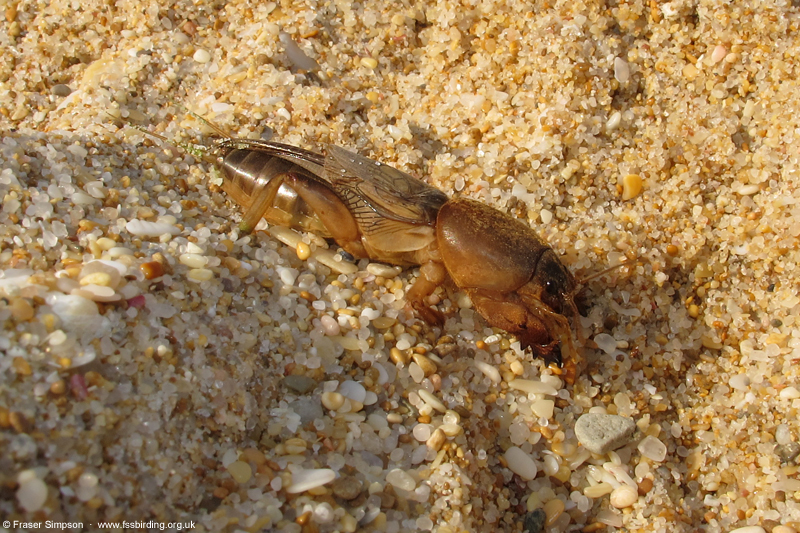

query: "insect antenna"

left=114, top=110, right=220, bottom=166
left=567, top=259, right=635, bottom=343
left=576, top=259, right=634, bottom=286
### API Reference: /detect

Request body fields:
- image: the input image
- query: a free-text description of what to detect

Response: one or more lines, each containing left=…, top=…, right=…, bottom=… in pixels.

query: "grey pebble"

left=776, top=442, right=800, bottom=465
left=283, top=375, right=317, bottom=394
left=523, top=508, right=546, bottom=533
left=51, top=84, right=73, bottom=97
left=574, top=413, right=636, bottom=455
left=332, top=475, right=362, bottom=500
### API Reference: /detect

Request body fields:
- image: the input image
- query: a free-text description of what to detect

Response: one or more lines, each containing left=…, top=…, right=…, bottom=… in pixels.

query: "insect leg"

left=406, top=261, right=446, bottom=326
left=282, top=173, right=370, bottom=259
left=238, top=158, right=296, bottom=233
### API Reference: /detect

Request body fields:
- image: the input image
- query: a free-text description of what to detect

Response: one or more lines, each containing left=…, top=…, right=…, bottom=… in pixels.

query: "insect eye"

left=545, top=280, right=559, bottom=296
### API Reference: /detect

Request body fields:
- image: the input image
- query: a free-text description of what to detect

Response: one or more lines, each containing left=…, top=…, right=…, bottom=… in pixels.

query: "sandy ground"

left=2, top=0, right=800, bottom=532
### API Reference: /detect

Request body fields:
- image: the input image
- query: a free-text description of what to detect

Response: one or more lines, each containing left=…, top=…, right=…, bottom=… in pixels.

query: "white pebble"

left=728, top=528, right=766, bottom=533
left=614, top=57, right=630, bottom=83
left=781, top=386, right=800, bottom=399
left=593, top=333, right=618, bottom=354
left=125, top=219, right=180, bottom=236
left=508, top=379, right=558, bottom=396
left=314, top=502, right=335, bottom=524
left=776, top=424, right=792, bottom=445
left=409, top=363, right=425, bottom=383
left=193, top=49, right=212, bottom=63
left=606, top=111, right=622, bottom=131
left=609, top=485, right=638, bottom=508
left=187, top=268, right=214, bottom=282
left=417, top=389, right=447, bottom=413
left=386, top=468, right=416, bottom=491
left=638, top=435, right=667, bottom=462
left=366, top=263, right=401, bottom=278
left=473, top=360, right=501, bottom=384
left=729, top=373, right=751, bottom=390
left=505, top=446, right=537, bottom=480
left=543, top=455, right=560, bottom=476
left=320, top=314, right=340, bottom=336
left=279, top=31, right=320, bottom=71
left=179, top=253, right=208, bottom=269
left=339, top=380, right=366, bottom=403
left=321, top=391, right=344, bottom=411
left=46, top=293, right=109, bottom=339
left=530, top=399, right=555, bottom=419
left=413, top=424, right=433, bottom=442
left=286, top=468, right=336, bottom=494
left=540, top=208, right=553, bottom=224
left=711, top=44, right=727, bottom=63
left=16, top=474, right=48, bottom=512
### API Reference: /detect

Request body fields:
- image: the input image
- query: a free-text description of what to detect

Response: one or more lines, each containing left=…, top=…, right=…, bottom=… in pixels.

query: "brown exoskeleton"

left=136, top=116, right=586, bottom=383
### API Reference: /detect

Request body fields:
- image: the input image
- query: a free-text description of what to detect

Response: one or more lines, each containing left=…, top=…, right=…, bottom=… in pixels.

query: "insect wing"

left=322, top=144, right=447, bottom=234
left=216, top=138, right=327, bottom=180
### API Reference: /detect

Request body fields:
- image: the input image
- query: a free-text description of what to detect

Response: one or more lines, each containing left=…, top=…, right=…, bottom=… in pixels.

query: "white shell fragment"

left=126, top=219, right=180, bottom=236
left=46, top=293, right=110, bottom=340
left=285, top=468, right=336, bottom=494
left=279, top=31, right=320, bottom=71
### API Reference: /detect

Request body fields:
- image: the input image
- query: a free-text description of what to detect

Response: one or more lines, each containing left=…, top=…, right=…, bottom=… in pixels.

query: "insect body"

left=146, top=121, right=583, bottom=383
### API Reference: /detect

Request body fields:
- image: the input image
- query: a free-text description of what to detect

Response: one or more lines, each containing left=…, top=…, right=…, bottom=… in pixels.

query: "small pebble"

left=386, top=468, right=416, bottom=491
left=366, top=263, right=400, bottom=278
left=609, top=485, right=638, bottom=508
left=505, top=446, right=537, bottom=480
left=140, top=261, right=164, bottom=279
left=52, top=83, right=72, bottom=96
left=474, top=360, right=501, bottom=384
left=193, top=48, right=212, bottom=63
left=417, top=389, right=446, bottom=413
left=729, top=373, right=751, bottom=390
left=584, top=482, right=614, bottom=498
left=339, top=380, right=367, bottom=403
left=637, top=435, right=667, bottom=462
left=775, top=442, right=800, bottom=464
left=711, top=44, right=727, bottom=63
left=614, top=57, right=630, bottom=83
left=411, top=352, right=437, bottom=376
left=321, top=391, right=345, bottom=411
left=508, top=379, right=558, bottom=396
left=780, top=386, right=800, bottom=399
left=283, top=375, right=317, bottom=394
left=179, top=253, right=208, bottom=269
left=332, top=475, right=362, bottom=500
left=16, top=473, right=48, bottom=512
left=320, top=314, right=340, bottom=336
left=286, top=468, right=336, bottom=494
left=227, top=461, right=252, bottom=484
left=542, top=498, right=565, bottom=526
left=575, top=413, right=636, bottom=455
left=426, top=428, right=446, bottom=451
left=80, top=271, right=112, bottom=286
left=622, top=174, right=643, bottom=200
left=728, top=528, right=766, bottom=533
left=360, top=57, right=378, bottom=69
left=522, top=509, right=546, bottom=533
left=296, top=242, right=311, bottom=260
left=187, top=268, right=214, bottom=282
left=10, top=297, right=35, bottom=321
left=593, top=333, right=618, bottom=354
